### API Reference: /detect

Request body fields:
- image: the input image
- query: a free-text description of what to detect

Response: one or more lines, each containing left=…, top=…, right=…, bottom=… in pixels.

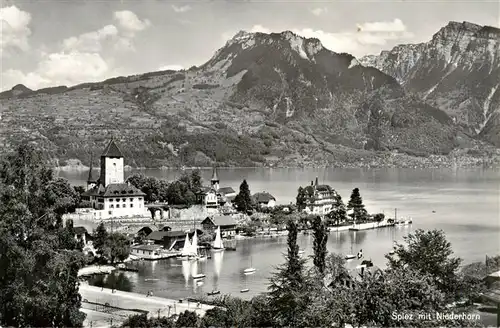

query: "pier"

left=349, top=221, right=395, bottom=231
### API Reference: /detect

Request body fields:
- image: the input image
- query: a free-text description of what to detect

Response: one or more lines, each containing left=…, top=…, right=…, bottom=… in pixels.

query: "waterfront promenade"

left=79, top=283, right=216, bottom=326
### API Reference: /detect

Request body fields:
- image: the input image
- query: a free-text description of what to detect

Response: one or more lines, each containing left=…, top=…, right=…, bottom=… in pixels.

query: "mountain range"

left=0, top=21, right=499, bottom=169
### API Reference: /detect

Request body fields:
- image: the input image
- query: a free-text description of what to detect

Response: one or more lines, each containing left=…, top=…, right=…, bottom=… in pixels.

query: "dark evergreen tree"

left=296, top=186, right=307, bottom=211
left=234, top=179, right=253, bottom=213
left=94, top=222, right=109, bottom=257
left=312, top=216, right=328, bottom=275
left=268, top=220, right=310, bottom=327
left=347, top=187, right=368, bottom=221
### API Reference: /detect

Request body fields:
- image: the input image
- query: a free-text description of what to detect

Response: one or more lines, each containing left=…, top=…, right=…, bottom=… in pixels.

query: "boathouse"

left=130, top=244, right=163, bottom=260
left=201, top=215, right=237, bottom=237
left=146, top=230, right=188, bottom=250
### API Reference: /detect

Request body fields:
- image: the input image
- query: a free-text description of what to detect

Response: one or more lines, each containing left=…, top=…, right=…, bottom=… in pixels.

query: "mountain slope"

left=0, top=28, right=497, bottom=168
left=360, top=21, right=500, bottom=146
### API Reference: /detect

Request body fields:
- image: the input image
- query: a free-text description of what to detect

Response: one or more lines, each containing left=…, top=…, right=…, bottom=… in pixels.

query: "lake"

left=60, top=168, right=500, bottom=300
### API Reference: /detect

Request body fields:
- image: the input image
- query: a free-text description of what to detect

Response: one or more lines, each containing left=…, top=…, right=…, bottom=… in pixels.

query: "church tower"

left=86, top=152, right=98, bottom=191
left=99, top=138, right=124, bottom=187
left=210, top=166, right=220, bottom=191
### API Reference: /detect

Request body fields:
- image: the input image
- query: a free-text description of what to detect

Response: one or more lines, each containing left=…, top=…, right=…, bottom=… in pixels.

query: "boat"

left=345, top=239, right=356, bottom=260
left=240, top=288, right=249, bottom=293
left=179, top=233, right=194, bottom=260
left=192, top=273, right=206, bottom=279
left=212, top=226, right=225, bottom=251
left=207, top=290, right=221, bottom=296
left=145, top=278, right=159, bottom=281
left=191, top=257, right=205, bottom=280
left=243, top=256, right=256, bottom=274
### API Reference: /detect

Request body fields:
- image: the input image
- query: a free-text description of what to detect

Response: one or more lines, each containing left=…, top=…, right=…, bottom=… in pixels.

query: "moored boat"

left=192, top=273, right=206, bottom=279
left=240, top=288, right=249, bottom=293
left=207, top=290, right=220, bottom=296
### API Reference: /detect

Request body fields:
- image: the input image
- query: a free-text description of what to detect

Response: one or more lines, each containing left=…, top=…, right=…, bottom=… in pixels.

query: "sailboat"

left=240, top=272, right=250, bottom=293
left=209, top=251, right=223, bottom=296
left=191, top=230, right=206, bottom=260
left=212, top=226, right=224, bottom=251
left=345, top=238, right=356, bottom=260
left=243, top=256, right=256, bottom=274
left=179, top=233, right=193, bottom=260
left=191, top=259, right=205, bottom=280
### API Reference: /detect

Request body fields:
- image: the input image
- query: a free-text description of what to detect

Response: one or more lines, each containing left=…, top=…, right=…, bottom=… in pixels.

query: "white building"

left=303, top=177, right=337, bottom=216
left=253, top=192, right=277, bottom=208
left=81, top=139, right=148, bottom=220
left=197, top=167, right=236, bottom=213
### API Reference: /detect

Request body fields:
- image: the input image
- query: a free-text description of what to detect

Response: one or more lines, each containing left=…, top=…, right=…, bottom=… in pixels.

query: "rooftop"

left=147, top=230, right=186, bottom=241
left=253, top=192, right=276, bottom=203
left=82, top=183, right=146, bottom=197
left=101, top=139, right=124, bottom=158
left=131, top=244, right=163, bottom=251
left=203, top=215, right=237, bottom=227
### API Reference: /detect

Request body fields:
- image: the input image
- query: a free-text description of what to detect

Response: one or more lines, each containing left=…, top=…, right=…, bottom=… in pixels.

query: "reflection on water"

left=72, top=168, right=499, bottom=300
left=182, top=260, right=190, bottom=288
left=88, top=271, right=133, bottom=292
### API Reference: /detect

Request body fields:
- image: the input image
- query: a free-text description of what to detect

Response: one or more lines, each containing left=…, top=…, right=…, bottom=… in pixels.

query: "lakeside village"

left=2, top=139, right=500, bottom=328
left=67, top=138, right=412, bottom=266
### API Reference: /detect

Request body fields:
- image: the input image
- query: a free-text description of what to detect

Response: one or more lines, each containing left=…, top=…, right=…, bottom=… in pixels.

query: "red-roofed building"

left=81, top=138, right=148, bottom=220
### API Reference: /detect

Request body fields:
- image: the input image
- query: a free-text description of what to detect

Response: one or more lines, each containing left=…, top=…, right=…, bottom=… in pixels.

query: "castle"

left=81, top=139, right=148, bottom=220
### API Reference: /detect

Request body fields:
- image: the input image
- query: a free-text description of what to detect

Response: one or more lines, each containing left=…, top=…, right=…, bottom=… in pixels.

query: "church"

left=81, top=139, right=148, bottom=220
left=196, top=167, right=236, bottom=213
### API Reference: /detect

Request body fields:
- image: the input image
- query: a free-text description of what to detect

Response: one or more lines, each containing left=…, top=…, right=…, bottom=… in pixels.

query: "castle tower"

left=86, top=152, right=98, bottom=191
left=210, top=166, right=220, bottom=191
left=99, top=138, right=124, bottom=187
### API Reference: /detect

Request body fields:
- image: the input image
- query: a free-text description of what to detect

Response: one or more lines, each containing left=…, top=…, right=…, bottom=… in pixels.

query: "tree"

left=234, top=180, right=253, bottom=213
left=311, top=216, right=328, bottom=275
left=175, top=310, right=199, bottom=327
left=268, top=220, right=310, bottom=327
left=296, top=186, right=307, bottom=211
left=190, top=169, right=203, bottom=192
left=373, top=213, right=385, bottom=223
left=108, top=232, right=131, bottom=264
left=134, top=230, right=148, bottom=244
left=347, top=187, right=368, bottom=221
left=0, top=144, right=86, bottom=327
left=386, top=229, right=463, bottom=301
left=94, top=222, right=109, bottom=257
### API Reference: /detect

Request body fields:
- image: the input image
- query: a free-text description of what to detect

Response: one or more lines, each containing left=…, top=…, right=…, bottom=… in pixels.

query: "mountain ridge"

left=359, top=21, right=500, bottom=146
left=1, top=22, right=499, bottom=169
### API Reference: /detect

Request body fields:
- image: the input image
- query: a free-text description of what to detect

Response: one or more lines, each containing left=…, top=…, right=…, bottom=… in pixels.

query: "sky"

left=0, top=0, right=499, bottom=91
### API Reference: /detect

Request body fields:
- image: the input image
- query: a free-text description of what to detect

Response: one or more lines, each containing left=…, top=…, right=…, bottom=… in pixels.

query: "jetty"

left=79, top=283, right=216, bottom=320
left=78, top=265, right=116, bottom=277
left=349, top=220, right=395, bottom=231
left=328, top=225, right=354, bottom=232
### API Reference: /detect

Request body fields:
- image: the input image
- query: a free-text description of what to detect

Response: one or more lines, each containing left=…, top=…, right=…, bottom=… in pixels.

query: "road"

left=79, top=283, right=215, bottom=319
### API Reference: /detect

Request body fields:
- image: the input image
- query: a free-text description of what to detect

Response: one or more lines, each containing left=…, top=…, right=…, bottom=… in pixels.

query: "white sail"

left=190, top=230, right=199, bottom=256
left=213, top=226, right=224, bottom=249
left=181, top=233, right=191, bottom=256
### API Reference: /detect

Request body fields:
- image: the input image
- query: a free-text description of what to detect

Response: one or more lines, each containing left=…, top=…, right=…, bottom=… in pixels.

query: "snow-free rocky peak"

left=359, top=21, right=500, bottom=144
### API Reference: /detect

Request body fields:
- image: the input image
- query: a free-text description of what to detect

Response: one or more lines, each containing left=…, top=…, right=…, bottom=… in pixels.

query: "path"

left=79, top=283, right=216, bottom=319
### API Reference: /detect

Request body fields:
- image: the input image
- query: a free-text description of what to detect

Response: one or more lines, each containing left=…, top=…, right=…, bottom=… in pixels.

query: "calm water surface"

left=61, top=168, right=500, bottom=300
